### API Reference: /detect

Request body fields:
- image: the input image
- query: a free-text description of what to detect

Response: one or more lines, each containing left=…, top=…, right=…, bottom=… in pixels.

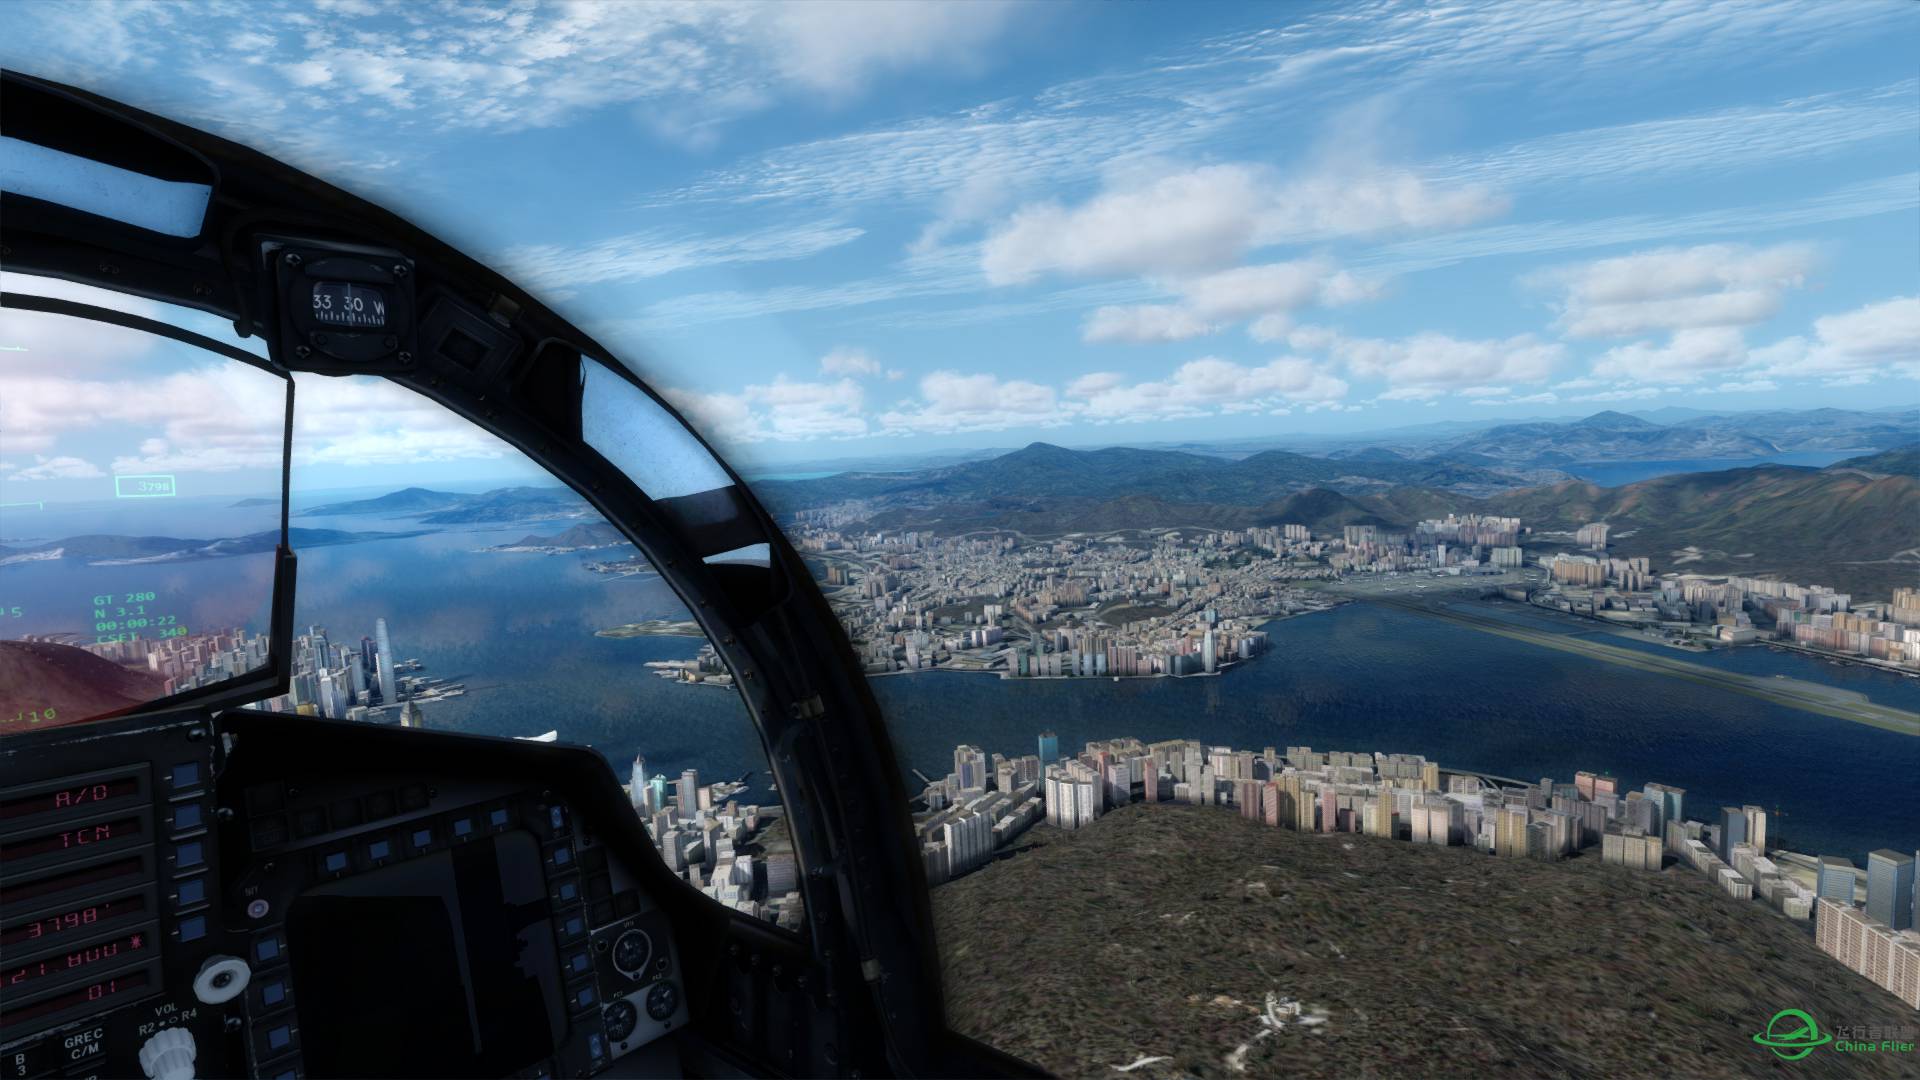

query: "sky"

left=2, top=0, right=1918, bottom=481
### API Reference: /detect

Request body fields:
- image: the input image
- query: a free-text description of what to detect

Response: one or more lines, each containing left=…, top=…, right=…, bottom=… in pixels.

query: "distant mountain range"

left=300, top=485, right=589, bottom=524
left=1420, top=407, right=1920, bottom=467
left=756, top=440, right=1564, bottom=518
left=0, top=528, right=424, bottom=566
left=766, top=435, right=1916, bottom=599
left=1436, top=410, right=1779, bottom=465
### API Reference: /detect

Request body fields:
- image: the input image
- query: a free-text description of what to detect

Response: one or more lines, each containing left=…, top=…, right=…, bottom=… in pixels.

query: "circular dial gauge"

left=612, top=930, right=652, bottom=979
left=645, top=981, right=679, bottom=1022
left=603, top=999, right=638, bottom=1044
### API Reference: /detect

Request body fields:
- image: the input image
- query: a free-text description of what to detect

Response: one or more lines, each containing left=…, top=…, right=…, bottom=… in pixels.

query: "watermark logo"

left=1753, top=1010, right=1832, bottom=1062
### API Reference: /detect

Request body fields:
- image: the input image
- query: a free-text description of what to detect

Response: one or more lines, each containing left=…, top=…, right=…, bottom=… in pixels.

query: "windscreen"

left=1, top=285, right=289, bottom=733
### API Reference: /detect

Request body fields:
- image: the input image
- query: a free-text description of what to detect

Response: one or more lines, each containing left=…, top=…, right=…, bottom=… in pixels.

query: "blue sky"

left=4, top=0, right=1918, bottom=476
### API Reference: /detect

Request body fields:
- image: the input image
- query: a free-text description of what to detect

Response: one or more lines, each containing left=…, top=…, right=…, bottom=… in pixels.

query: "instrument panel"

left=0, top=711, right=689, bottom=1079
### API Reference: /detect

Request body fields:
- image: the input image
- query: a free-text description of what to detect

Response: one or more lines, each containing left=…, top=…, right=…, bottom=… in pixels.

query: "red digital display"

left=0, top=895, right=146, bottom=948
left=0, top=816, right=143, bottom=860
left=3, top=930, right=148, bottom=989
left=0, top=857, right=144, bottom=908
left=0, top=777, right=140, bottom=821
left=1, top=971, right=150, bottom=1028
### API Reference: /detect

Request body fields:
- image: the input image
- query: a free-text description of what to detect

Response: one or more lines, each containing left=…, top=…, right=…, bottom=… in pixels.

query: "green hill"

left=936, top=804, right=1916, bottom=1080
left=1829, top=443, right=1919, bottom=477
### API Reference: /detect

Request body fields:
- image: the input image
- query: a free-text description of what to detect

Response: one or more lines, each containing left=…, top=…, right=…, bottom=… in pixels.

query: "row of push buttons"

left=249, top=922, right=299, bottom=1075
left=167, top=759, right=210, bottom=949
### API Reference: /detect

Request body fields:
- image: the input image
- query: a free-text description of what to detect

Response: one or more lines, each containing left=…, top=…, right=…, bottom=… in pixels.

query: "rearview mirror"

left=1, top=282, right=293, bottom=732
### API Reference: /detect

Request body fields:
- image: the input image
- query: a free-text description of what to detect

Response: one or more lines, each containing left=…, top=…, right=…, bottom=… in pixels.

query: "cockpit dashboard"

left=2, top=707, right=690, bottom=1080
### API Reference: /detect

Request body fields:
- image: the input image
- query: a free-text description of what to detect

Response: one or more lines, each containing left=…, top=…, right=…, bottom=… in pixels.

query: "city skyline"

left=1, top=3, right=1916, bottom=468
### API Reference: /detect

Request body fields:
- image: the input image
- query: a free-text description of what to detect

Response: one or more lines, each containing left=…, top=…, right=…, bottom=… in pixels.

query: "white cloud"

left=878, top=371, right=1065, bottom=435
left=1546, top=242, right=1816, bottom=338
left=1082, top=305, right=1213, bottom=344
left=1707, top=379, right=1779, bottom=393
left=11, top=455, right=106, bottom=481
left=1328, top=332, right=1565, bottom=393
left=819, top=347, right=882, bottom=377
left=1567, top=386, right=1667, bottom=402
left=284, top=59, right=334, bottom=87
left=982, top=163, right=1500, bottom=286
left=766, top=1, right=1025, bottom=98
left=1432, top=81, right=1918, bottom=194
left=1590, top=327, right=1750, bottom=384
left=1080, top=259, right=1382, bottom=344
left=1800, top=295, right=1920, bottom=378
left=1366, top=173, right=1917, bottom=277
left=498, top=222, right=864, bottom=297
left=1067, top=356, right=1347, bottom=423
left=665, top=377, right=869, bottom=446
left=982, top=165, right=1269, bottom=285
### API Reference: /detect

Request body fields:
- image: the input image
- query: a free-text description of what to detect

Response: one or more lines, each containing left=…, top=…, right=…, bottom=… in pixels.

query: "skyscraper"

left=630, top=755, right=649, bottom=811
left=319, top=670, right=342, bottom=718
left=1644, top=782, right=1684, bottom=827
left=1866, top=850, right=1915, bottom=930
left=954, top=745, right=986, bottom=794
left=678, top=768, right=699, bottom=817
left=374, top=617, right=398, bottom=704
left=1718, top=807, right=1746, bottom=862
left=1202, top=629, right=1217, bottom=674
left=1742, top=805, right=1767, bottom=854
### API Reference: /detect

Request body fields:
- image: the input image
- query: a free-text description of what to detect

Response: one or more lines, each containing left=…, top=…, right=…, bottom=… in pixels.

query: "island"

left=594, top=620, right=704, bottom=639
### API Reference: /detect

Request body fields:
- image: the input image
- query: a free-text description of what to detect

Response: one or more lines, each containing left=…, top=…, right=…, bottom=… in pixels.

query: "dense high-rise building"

left=1742, top=805, right=1767, bottom=854
left=1816, top=856, right=1857, bottom=903
left=954, top=745, right=987, bottom=794
left=374, top=617, right=398, bottom=704
left=1644, top=782, right=1684, bottom=826
left=1717, top=807, right=1747, bottom=862
left=317, top=669, right=340, bottom=719
left=678, top=768, right=699, bottom=817
left=1866, top=849, right=1915, bottom=931
left=1496, top=806, right=1530, bottom=857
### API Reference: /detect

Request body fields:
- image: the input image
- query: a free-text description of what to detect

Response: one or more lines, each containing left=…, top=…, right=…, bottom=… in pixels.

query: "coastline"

left=1370, top=594, right=1920, bottom=736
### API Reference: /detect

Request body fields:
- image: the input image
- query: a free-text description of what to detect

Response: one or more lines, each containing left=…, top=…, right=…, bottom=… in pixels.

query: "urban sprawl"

left=634, top=511, right=1920, bottom=688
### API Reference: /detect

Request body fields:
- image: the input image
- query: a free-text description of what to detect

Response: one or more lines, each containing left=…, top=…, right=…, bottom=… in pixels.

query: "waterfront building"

left=1645, top=782, right=1685, bottom=827
left=1816, top=855, right=1857, bottom=903
left=1742, top=805, right=1768, bottom=854
left=1038, top=730, right=1059, bottom=765
left=1866, top=849, right=1916, bottom=931
left=374, top=616, right=398, bottom=703
left=678, top=768, right=699, bottom=817
left=1718, top=807, right=1747, bottom=862
left=954, top=745, right=987, bottom=795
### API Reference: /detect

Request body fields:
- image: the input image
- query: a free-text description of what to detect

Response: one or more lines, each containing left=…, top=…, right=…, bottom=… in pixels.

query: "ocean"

left=5, top=497, right=1917, bottom=864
